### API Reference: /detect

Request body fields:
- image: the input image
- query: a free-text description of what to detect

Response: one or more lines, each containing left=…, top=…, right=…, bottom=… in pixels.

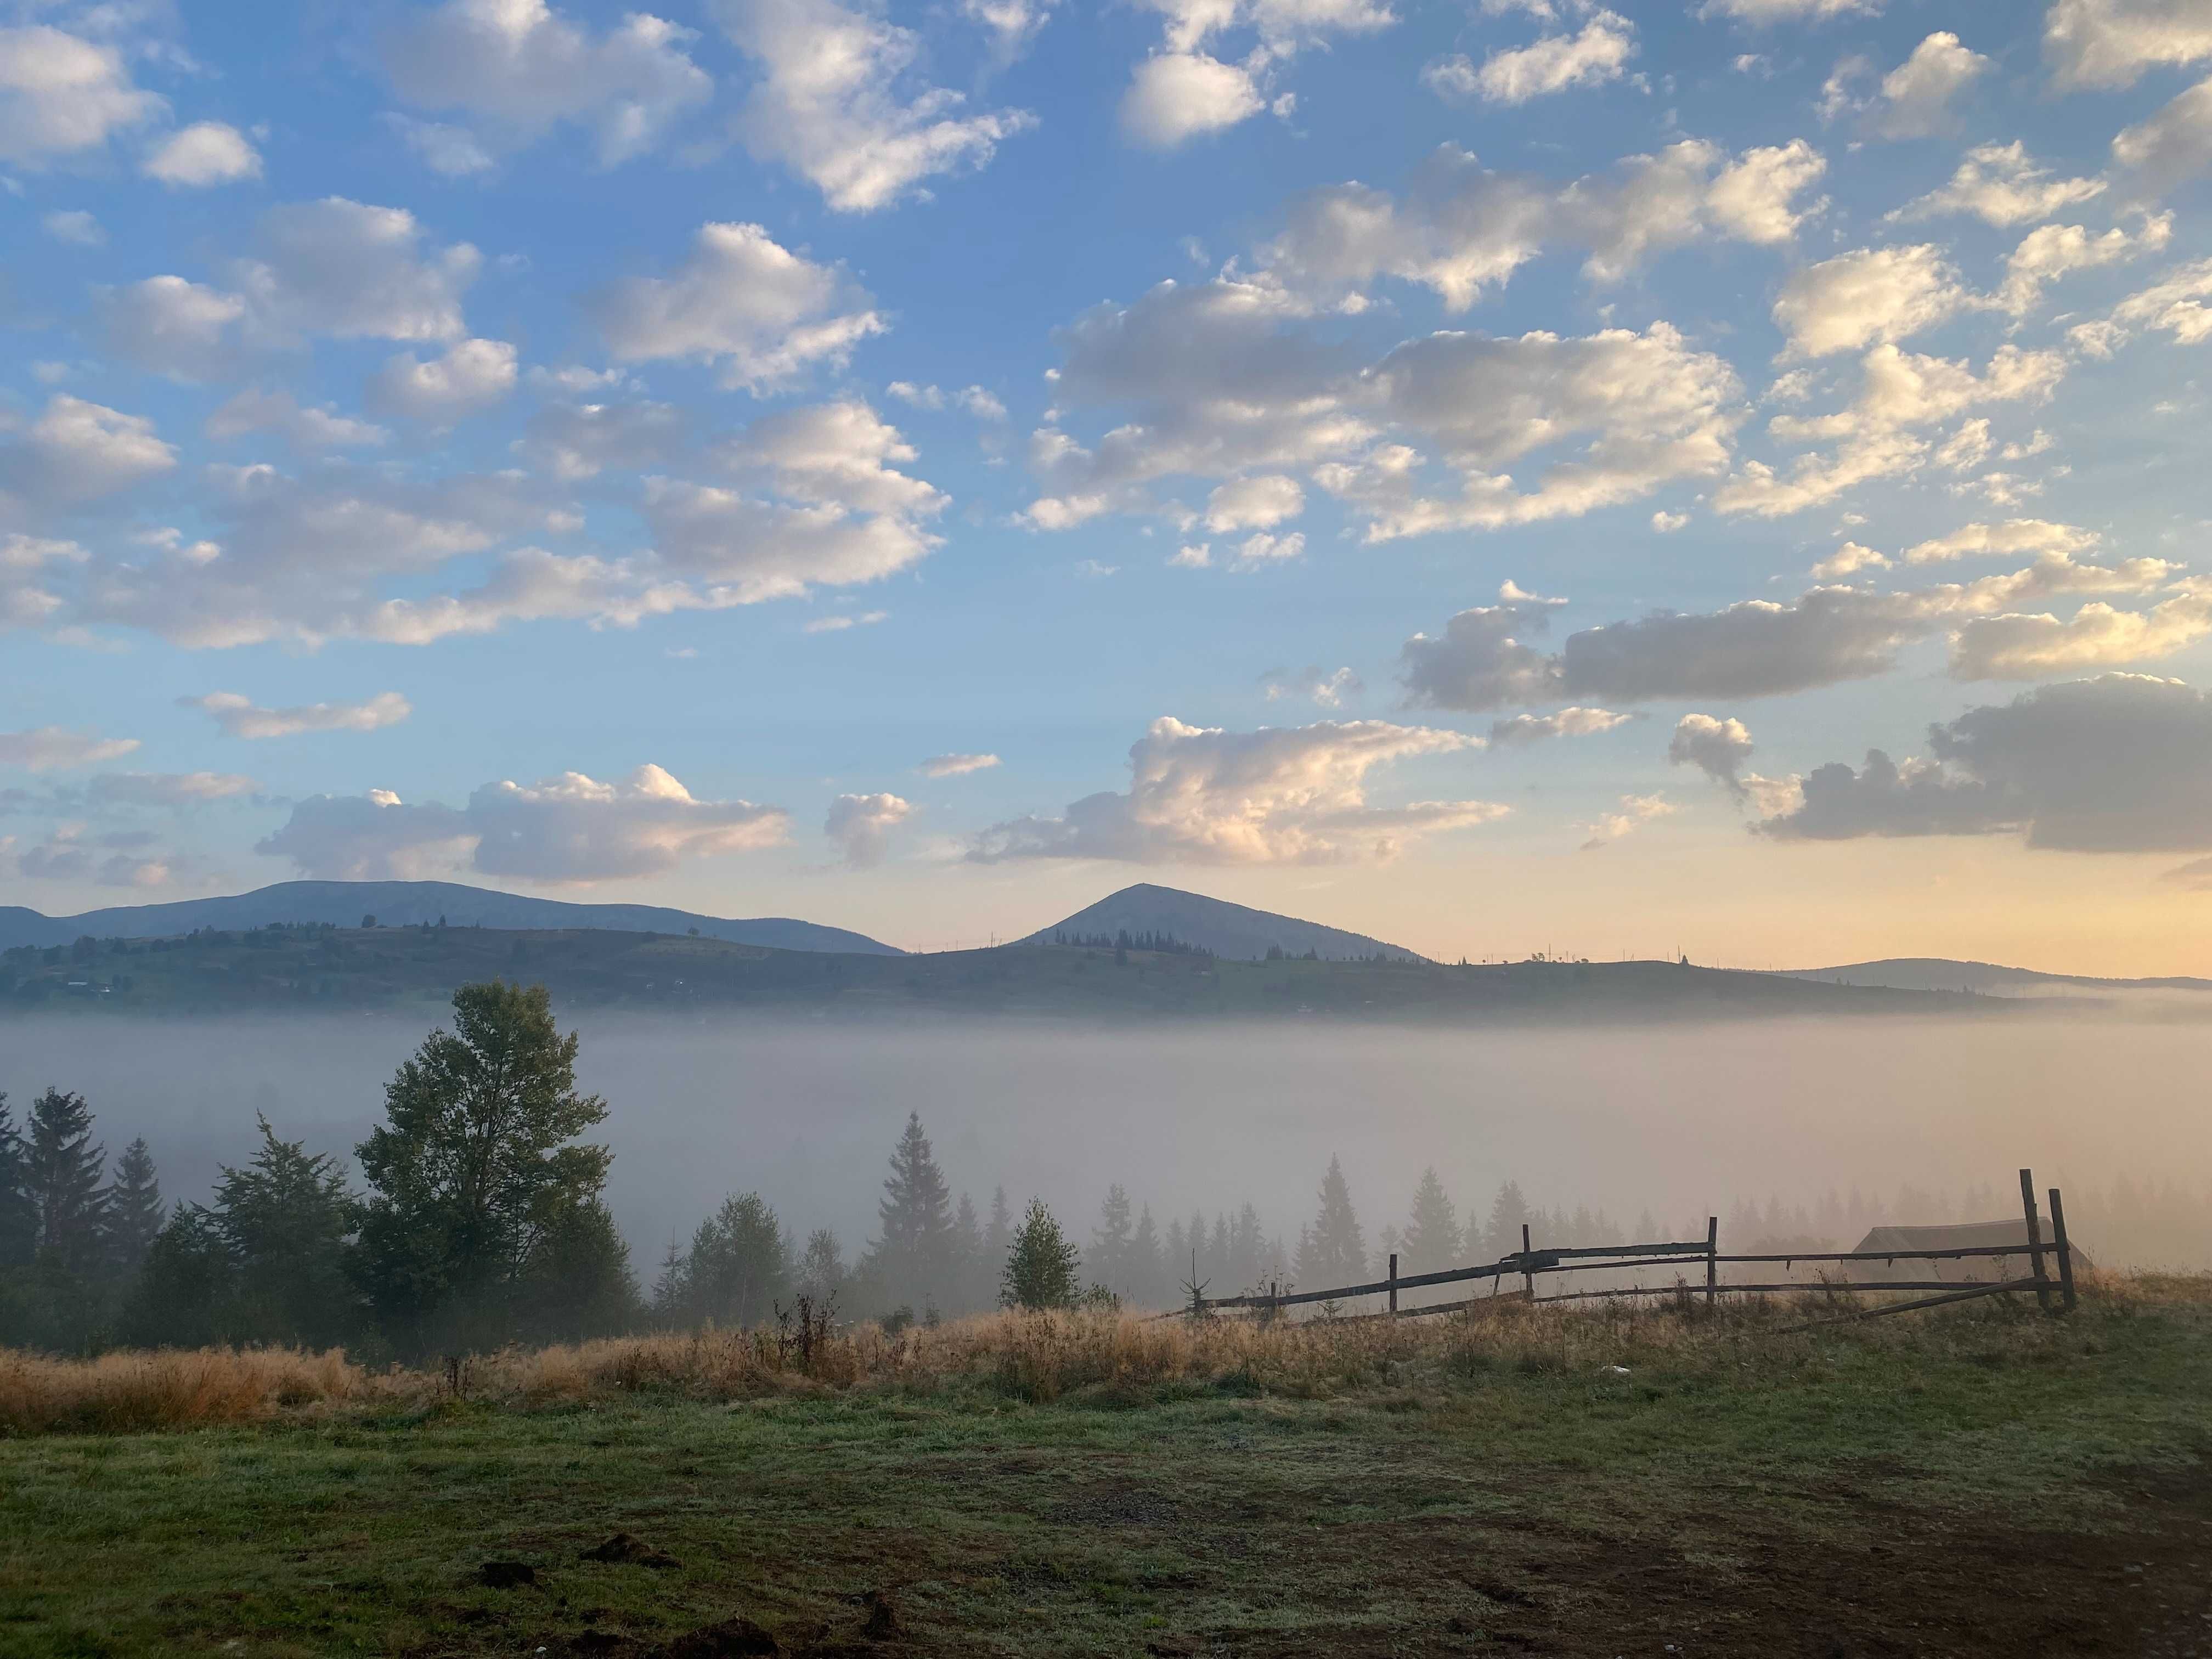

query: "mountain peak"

left=1024, top=883, right=1425, bottom=963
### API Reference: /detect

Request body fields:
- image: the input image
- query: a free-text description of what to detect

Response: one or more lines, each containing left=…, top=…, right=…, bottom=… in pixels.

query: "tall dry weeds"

left=1, top=1271, right=2197, bottom=1437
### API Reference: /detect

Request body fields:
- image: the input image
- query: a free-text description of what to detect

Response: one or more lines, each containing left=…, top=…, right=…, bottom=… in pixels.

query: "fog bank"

left=3, top=1013, right=2205, bottom=1268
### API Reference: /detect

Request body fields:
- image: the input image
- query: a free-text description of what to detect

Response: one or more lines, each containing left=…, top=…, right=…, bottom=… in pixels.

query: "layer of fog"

left=4, top=1013, right=2206, bottom=1268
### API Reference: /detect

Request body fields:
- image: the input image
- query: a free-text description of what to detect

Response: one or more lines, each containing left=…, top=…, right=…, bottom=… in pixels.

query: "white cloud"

left=962, top=0, right=1057, bottom=58
left=1870, top=32, right=1986, bottom=139
left=1893, top=142, right=2107, bottom=228
left=1489, top=706, right=1630, bottom=744
left=261, top=764, right=791, bottom=883
left=1811, top=540, right=1889, bottom=579
left=366, top=338, right=519, bottom=422
left=1268, top=139, right=1826, bottom=309
left=1771, top=245, right=1970, bottom=360
left=2073, top=258, right=2212, bottom=353
left=1997, top=215, right=2172, bottom=315
left=800, top=609, right=888, bottom=632
left=94, top=276, right=251, bottom=381
left=1204, top=473, right=1305, bottom=531
left=143, top=121, right=263, bottom=187
left=1431, top=10, right=1635, bottom=106
left=2045, top=0, right=2212, bottom=90
left=969, top=715, right=1504, bottom=865
left=1122, top=52, right=1266, bottom=148
left=2113, top=77, right=2212, bottom=189
left=382, top=0, right=711, bottom=167
left=1949, top=593, right=2212, bottom=680
left=205, top=388, right=390, bottom=453
left=184, top=690, right=413, bottom=740
left=1903, top=518, right=2100, bottom=565
left=385, top=114, right=498, bottom=176
left=918, top=752, right=1001, bottom=777
left=1578, top=792, right=1674, bottom=850
left=886, top=382, right=1007, bottom=419
left=520, top=399, right=686, bottom=481
left=0, top=726, right=140, bottom=772
left=241, top=198, right=481, bottom=343
left=0, top=26, right=163, bottom=165
left=716, top=0, right=1034, bottom=210
left=0, top=395, right=178, bottom=515
left=1668, top=712, right=1757, bottom=794
left=1699, top=0, right=1876, bottom=19
left=825, top=791, right=911, bottom=866
left=1262, top=665, right=1364, bottom=706
left=42, top=210, right=103, bottom=246
left=589, top=221, right=884, bottom=390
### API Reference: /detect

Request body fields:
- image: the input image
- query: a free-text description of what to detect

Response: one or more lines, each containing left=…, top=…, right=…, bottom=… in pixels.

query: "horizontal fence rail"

left=1166, top=1169, right=2078, bottom=1330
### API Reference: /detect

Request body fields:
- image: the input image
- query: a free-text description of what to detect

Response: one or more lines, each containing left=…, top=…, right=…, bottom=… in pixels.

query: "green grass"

left=4, top=1299, right=2209, bottom=1657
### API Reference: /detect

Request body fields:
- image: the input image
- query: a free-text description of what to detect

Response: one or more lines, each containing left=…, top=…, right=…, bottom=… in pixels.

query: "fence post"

left=2047, top=1186, right=2078, bottom=1313
left=2019, top=1168, right=2052, bottom=1314
left=1387, top=1252, right=1398, bottom=1316
left=1705, top=1215, right=1718, bottom=1308
left=1521, top=1223, right=1535, bottom=1302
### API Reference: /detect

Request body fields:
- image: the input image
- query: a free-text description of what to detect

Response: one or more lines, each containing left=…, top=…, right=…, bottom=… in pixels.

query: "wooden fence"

left=1178, top=1169, right=2080, bottom=1328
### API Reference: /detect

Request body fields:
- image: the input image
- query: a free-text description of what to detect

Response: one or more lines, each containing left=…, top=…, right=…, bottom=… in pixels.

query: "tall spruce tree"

left=104, top=1137, right=166, bottom=1274
left=212, top=1118, right=360, bottom=1347
left=351, top=981, right=616, bottom=1348
left=0, top=1093, right=35, bottom=1269
left=952, top=1192, right=986, bottom=1311
left=23, top=1088, right=107, bottom=1273
left=1482, top=1180, right=1533, bottom=1260
left=1401, top=1167, right=1462, bottom=1272
left=676, top=1193, right=788, bottom=1328
left=1129, top=1204, right=1164, bottom=1307
left=1295, top=1155, right=1366, bottom=1290
left=1090, top=1184, right=1134, bottom=1294
left=866, top=1112, right=954, bottom=1312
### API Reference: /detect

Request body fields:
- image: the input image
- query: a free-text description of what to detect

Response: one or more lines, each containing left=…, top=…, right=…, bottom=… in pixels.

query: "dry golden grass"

left=3, top=1271, right=2201, bottom=1437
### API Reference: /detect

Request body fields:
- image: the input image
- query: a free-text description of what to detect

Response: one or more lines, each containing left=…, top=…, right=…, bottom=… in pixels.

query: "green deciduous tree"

left=1000, top=1198, right=1081, bottom=1311
left=351, top=981, right=619, bottom=1349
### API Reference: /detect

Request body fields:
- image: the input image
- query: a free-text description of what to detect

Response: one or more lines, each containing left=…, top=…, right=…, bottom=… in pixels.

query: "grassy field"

left=3, top=1283, right=2210, bottom=1657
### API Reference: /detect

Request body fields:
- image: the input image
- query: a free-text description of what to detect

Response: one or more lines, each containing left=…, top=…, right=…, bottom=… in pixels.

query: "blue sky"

left=5, top=0, right=2212, bottom=969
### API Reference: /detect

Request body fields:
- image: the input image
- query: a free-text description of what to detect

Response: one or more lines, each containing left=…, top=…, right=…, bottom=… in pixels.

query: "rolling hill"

left=0, top=880, right=901, bottom=957
left=1777, top=957, right=2212, bottom=996
left=1023, top=883, right=1426, bottom=962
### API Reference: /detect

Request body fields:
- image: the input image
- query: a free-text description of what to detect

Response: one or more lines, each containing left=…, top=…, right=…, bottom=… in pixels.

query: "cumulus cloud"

left=385, top=114, right=498, bottom=176
left=1717, top=343, right=2064, bottom=517
left=143, top=122, right=263, bottom=187
left=0, top=727, right=140, bottom=772
left=366, top=338, right=520, bottom=422
left=1950, top=593, right=2212, bottom=680
left=1997, top=215, right=2172, bottom=315
left=2113, top=77, right=2212, bottom=190
left=1114, top=0, right=1392, bottom=146
left=1122, top=52, right=1266, bottom=148
left=1698, top=0, right=1877, bottom=19
left=1401, top=555, right=2177, bottom=712
left=1261, top=665, right=1364, bottom=706
left=1667, top=712, right=1756, bottom=794
left=918, top=752, right=1000, bottom=777
left=718, top=0, right=1033, bottom=210
left=1892, top=142, right=2107, bottom=228
left=43, top=210, right=104, bottom=246
left=520, top=399, right=687, bottom=481
left=261, top=764, right=790, bottom=882
left=93, top=276, right=252, bottom=381
left=825, top=791, right=912, bottom=867
left=1903, top=518, right=2101, bottom=565
left=1758, top=674, right=2212, bottom=854
left=2045, top=0, right=2212, bottom=89
left=382, top=0, right=712, bottom=167
left=1489, top=707, right=1630, bottom=744
left=0, top=396, right=178, bottom=517
left=242, top=198, right=482, bottom=343
left=185, top=690, right=413, bottom=740
left=205, top=388, right=389, bottom=453
left=1869, top=32, right=1986, bottom=139
left=1426, top=10, right=1635, bottom=106
left=1267, top=138, right=1826, bottom=309
left=0, top=25, right=163, bottom=165
left=589, top=221, right=884, bottom=391
left=1771, top=245, right=1971, bottom=360
left=2070, top=258, right=2212, bottom=354
left=968, top=715, right=1503, bottom=865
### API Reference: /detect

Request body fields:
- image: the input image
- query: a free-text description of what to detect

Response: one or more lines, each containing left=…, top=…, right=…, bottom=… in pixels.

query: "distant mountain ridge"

left=1023, top=883, right=1426, bottom=963
left=1776, top=957, right=2212, bottom=995
left=0, top=880, right=902, bottom=957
